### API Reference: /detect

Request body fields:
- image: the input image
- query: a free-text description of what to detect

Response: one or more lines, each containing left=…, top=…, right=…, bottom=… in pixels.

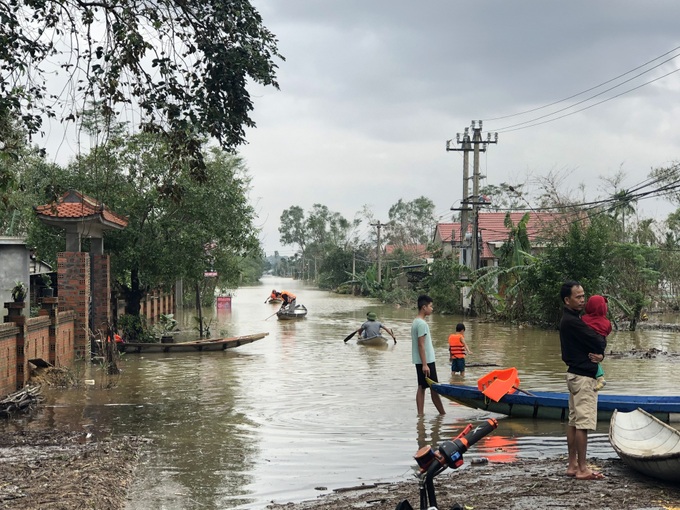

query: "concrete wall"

left=0, top=237, right=30, bottom=319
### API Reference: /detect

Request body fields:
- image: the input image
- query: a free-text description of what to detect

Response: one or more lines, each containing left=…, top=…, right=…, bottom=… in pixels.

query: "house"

left=433, top=212, right=565, bottom=268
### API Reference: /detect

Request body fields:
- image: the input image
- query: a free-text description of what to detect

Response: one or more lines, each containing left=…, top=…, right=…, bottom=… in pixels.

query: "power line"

left=495, top=67, right=680, bottom=133
left=484, top=44, right=680, bottom=122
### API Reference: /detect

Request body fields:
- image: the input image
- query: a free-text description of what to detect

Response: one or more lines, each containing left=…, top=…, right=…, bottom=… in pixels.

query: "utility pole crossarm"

left=446, top=120, right=498, bottom=270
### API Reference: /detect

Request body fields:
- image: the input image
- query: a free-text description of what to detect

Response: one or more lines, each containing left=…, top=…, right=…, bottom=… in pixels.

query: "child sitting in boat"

left=581, top=295, right=611, bottom=391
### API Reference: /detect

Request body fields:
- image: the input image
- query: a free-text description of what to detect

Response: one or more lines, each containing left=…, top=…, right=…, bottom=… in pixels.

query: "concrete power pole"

left=371, top=221, right=387, bottom=284
left=447, top=120, right=498, bottom=270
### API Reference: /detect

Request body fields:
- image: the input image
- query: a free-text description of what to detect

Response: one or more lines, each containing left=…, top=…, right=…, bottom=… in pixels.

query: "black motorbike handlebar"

left=438, top=418, right=498, bottom=469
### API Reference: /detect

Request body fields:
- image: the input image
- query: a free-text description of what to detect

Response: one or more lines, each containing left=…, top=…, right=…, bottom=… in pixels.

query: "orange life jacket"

left=281, top=290, right=296, bottom=300
left=448, top=334, right=465, bottom=359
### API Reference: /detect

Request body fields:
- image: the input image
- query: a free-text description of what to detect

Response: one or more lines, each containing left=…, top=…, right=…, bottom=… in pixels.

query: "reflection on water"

left=3, top=277, right=680, bottom=509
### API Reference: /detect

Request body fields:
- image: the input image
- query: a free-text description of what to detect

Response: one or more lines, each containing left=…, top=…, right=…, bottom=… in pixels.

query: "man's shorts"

left=451, top=358, right=466, bottom=373
left=566, top=373, right=598, bottom=430
left=415, top=362, right=439, bottom=389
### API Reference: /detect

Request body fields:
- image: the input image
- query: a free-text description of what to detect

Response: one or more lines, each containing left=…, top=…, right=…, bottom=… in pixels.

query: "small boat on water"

left=267, top=297, right=283, bottom=304
left=277, top=304, right=308, bottom=320
left=430, top=382, right=680, bottom=423
left=356, top=335, right=389, bottom=347
left=117, top=332, right=268, bottom=353
left=609, top=408, right=680, bottom=482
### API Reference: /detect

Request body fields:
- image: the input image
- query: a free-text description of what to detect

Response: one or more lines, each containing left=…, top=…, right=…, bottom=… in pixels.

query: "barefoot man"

left=559, top=281, right=607, bottom=480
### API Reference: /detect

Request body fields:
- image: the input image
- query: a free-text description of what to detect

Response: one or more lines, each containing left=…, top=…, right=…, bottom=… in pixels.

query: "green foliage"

left=424, top=256, right=466, bottom=313
left=11, top=280, right=26, bottom=301
left=279, top=204, right=357, bottom=280
left=524, top=215, right=614, bottom=327
left=0, top=0, right=282, bottom=174
left=386, top=196, right=436, bottom=248
left=118, top=314, right=153, bottom=343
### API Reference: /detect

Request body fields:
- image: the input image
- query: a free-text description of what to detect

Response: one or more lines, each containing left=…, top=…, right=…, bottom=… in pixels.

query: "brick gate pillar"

left=90, top=254, right=111, bottom=336
left=57, top=252, right=90, bottom=359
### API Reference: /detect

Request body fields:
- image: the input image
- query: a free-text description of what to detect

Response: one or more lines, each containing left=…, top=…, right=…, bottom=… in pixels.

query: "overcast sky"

left=229, top=1, right=680, bottom=256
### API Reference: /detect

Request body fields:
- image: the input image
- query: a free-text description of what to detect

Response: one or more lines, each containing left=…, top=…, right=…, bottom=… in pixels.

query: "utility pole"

left=371, top=221, right=388, bottom=284
left=447, top=120, right=498, bottom=270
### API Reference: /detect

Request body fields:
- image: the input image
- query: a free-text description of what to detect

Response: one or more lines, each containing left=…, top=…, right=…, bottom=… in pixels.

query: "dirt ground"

left=268, top=458, right=680, bottom=510
left=0, top=429, right=145, bottom=510
left=1, top=429, right=679, bottom=510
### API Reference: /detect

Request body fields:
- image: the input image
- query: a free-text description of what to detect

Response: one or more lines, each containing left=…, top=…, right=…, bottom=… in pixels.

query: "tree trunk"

left=124, top=268, right=143, bottom=316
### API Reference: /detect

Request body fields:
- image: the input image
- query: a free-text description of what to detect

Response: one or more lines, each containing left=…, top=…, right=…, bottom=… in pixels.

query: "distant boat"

left=117, top=332, right=268, bottom=353
left=430, top=382, right=680, bottom=422
left=267, top=297, right=283, bottom=304
left=609, top=408, right=680, bottom=483
left=356, top=335, right=389, bottom=347
left=277, top=304, right=307, bottom=320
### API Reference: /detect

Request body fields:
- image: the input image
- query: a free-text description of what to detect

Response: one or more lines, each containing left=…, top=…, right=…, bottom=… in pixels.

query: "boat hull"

left=430, top=383, right=680, bottom=423
left=356, top=335, right=389, bottom=347
left=267, top=298, right=283, bottom=304
left=117, top=333, right=268, bottom=353
left=277, top=304, right=307, bottom=320
left=610, top=408, right=680, bottom=482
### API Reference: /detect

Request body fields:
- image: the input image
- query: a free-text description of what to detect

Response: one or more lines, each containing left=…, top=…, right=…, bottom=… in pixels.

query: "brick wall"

left=0, top=322, right=18, bottom=397
left=24, top=316, right=51, bottom=387
left=58, top=252, right=90, bottom=359
left=0, top=299, right=76, bottom=396
left=56, top=311, right=75, bottom=367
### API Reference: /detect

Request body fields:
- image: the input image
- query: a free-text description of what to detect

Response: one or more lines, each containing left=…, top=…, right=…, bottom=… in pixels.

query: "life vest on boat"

left=448, top=334, right=465, bottom=359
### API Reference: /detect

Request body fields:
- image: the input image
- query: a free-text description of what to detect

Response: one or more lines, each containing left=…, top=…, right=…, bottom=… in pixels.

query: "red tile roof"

left=34, top=190, right=128, bottom=229
left=435, top=212, right=567, bottom=259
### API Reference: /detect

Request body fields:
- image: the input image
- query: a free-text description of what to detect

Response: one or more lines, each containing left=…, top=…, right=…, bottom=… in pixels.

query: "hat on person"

left=366, top=312, right=377, bottom=321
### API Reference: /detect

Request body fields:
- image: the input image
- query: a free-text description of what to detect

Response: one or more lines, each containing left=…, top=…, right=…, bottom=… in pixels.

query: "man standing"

left=559, top=281, right=606, bottom=480
left=411, top=295, right=446, bottom=416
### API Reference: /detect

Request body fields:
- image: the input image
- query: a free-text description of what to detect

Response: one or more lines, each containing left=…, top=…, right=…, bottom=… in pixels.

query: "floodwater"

left=6, top=276, right=680, bottom=509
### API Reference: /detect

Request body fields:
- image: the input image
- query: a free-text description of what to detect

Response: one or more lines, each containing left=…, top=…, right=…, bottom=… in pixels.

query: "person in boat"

left=356, top=312, right=396, bottom=343
left=581, top=295, right=611, bottom=391
left=559, top=281, right=607, bottom=480
left=278, top=290, right=297, bottom=312
left=448, top=323, right=472, bottom=376
left=267, top=289, right=279, bottom=302
left=411, top=295, right=446, bottom=416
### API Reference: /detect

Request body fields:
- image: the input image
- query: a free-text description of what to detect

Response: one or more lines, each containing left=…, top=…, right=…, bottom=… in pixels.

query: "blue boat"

left=430, top=383, right=680, bottom=423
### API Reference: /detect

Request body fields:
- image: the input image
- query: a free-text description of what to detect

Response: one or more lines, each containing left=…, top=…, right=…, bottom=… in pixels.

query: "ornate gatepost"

left=34, top=191, right=128, bottom=359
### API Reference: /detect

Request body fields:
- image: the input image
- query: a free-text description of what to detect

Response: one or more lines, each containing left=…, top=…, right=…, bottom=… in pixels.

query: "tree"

left=385, top=196, right=436, bottom=248
left=279, top=204, right=357, bottom=281
left=0, top=0, right=283, bottom=174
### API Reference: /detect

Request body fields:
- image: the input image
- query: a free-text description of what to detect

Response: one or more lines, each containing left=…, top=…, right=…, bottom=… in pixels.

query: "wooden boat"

left=117, top=332, right=268, bottom=353
left=430, top=382, right=680, bottom=423
left=277, top=304, right=307, bottom=320
left=609, top=408, right=680, bottom=482
left=267, top=297, right=283, bottom=304
left=356, top=335, right=389, bottom=347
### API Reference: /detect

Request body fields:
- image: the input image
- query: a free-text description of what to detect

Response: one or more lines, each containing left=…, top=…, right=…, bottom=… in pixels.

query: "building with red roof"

left=433, top=212, right=566, bottom=268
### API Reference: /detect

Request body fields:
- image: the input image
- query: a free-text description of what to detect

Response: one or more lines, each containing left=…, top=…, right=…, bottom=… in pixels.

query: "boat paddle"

left=264, top=310, right=279, bottom=321
left=343, top=331, right=357, bottom=343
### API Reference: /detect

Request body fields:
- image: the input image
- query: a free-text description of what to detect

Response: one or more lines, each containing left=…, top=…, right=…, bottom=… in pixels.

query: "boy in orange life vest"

left=448, top=323, right=472, bottom=376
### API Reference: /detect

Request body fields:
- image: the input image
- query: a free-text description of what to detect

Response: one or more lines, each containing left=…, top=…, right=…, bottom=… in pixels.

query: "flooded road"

left=5, top=276, right=680, bottom=509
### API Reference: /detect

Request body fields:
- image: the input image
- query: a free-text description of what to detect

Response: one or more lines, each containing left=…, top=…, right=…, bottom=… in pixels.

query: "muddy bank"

left=268, top=457, right=680, bottom=510
left=0, top=429, right=145, bottom=510
left=0, top=428, right=679, bottom=509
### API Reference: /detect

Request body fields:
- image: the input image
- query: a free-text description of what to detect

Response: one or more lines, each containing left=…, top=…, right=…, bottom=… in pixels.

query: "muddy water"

left=7, top=277, right=680, bottom=509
